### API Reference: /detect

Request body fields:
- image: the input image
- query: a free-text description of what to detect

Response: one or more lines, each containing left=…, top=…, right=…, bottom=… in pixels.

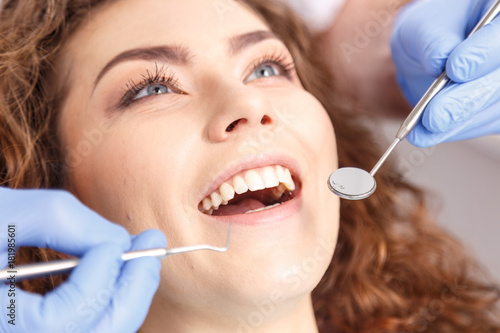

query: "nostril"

left=226, top=119, right=241, bottom=132
left=225, top=115, right=272, bottom=133
left=260, top=115, right=272, bottom=125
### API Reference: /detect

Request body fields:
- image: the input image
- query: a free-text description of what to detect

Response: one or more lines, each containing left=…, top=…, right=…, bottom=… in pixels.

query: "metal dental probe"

left=370, top=0, right=500, bottom=176
left=1, top=224, right=232, bottom=282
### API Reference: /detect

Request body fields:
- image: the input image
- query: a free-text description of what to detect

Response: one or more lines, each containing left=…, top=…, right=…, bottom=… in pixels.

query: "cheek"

left=65, top=115, right=191, bottom=229
left=287, top=92, right=338, bottom=168
left=286, top=91, right=340, bottom=242
left=67, top=130, right=147, bottom=224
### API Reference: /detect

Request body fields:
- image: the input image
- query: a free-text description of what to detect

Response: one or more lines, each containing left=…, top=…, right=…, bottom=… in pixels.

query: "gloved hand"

left=391, top=0, right=500, bottom=147
left=0, top=187, right=166, bottom=333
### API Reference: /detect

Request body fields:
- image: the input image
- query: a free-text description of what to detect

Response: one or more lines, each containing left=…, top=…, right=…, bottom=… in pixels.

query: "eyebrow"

left=93, top=30, right=280, bottom=91
left=93, top=45, right=191, bottom=88
left=228, top=30, right=278, bottom=56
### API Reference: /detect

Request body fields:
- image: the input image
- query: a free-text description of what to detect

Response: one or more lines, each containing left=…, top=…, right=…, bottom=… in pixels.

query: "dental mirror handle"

left=370, top=0, right=500, bottom=176
left=370, top=71, right=451, bottom=176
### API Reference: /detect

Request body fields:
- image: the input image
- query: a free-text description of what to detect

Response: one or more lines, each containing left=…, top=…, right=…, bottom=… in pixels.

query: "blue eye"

left=245, top=64, right=282, bottom=83
left=134, top=83, right=173, bottom=100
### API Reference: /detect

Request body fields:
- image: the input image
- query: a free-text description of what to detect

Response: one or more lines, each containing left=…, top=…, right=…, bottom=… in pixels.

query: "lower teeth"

left=244, top=202, right=281, bottom=214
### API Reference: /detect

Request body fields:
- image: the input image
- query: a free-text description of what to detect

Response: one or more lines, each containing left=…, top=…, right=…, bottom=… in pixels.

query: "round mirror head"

left=328, top=167, right=376, bottom=200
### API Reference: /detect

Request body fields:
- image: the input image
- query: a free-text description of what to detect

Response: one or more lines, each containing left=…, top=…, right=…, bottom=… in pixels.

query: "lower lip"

left=200, top=187, right=302, bottom=226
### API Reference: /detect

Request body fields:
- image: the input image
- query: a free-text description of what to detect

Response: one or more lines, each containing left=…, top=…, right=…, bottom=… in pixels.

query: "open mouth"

left=198, top=165, right=299, bottom=216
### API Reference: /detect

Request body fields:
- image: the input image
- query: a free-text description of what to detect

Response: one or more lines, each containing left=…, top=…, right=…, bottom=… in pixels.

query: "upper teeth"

left=199, top=165, right=295, bottom=214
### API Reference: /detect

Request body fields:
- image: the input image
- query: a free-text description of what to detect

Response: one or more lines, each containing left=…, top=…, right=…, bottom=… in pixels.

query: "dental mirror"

left=328, top=137, right=398, bottom=200
left=328, top=167, right=376, bottom=200
left=328, top=0, right=500, bottom=201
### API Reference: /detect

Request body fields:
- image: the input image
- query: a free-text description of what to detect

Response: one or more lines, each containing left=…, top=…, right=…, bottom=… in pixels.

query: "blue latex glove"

left=0, top=187, right=166, bottom=332
left=391, top=0, right=500, bottom=147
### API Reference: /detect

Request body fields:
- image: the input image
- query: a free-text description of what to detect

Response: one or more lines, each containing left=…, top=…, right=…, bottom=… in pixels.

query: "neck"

left=140, top=294, right=319, bottom=333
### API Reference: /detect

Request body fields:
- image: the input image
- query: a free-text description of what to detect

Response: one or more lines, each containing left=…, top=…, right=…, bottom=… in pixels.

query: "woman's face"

left=58, top=0, right=339, bottom=320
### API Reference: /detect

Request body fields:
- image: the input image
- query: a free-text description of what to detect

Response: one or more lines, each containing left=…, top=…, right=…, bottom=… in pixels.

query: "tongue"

left=212, top=198, right=266, bottom=216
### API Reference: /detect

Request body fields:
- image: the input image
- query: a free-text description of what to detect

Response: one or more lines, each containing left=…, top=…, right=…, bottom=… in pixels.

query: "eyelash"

left=119, top=64, right=179, bottom=108
left=118, top=51, right=296, bottom=108
left=247, top=50, right=296, bottom=81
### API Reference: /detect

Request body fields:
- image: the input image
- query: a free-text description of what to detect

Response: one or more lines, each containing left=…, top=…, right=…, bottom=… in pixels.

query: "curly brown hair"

left=1, top=0, right=499, bottom=332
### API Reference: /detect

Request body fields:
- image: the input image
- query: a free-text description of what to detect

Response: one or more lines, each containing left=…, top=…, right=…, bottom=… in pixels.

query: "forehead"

left=63, top=0, right=269, bottom=71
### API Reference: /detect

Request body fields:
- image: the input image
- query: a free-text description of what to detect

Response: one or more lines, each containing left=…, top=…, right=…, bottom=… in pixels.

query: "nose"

left=206, top=85, right=278, bottom=142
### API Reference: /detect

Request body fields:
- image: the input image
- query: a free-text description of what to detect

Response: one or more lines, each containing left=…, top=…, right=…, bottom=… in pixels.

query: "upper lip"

left=196, top=153, right=302, bottom=205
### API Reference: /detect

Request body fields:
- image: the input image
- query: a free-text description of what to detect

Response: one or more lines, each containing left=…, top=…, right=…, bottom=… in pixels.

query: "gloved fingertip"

left=112, top=225, right=133, bottom=252
left=446, top=43, right=487, bottom=83
left=422, top=103, right=454, bottom=133
left=130, top=256, right=162, bottom=283
left=120, top=256, right=162, bottom=303
left=100, top=256, right=161, bottom=332
left=407, top=127, right=443, bottom=148
left=446, top=53, right=470, bottom=83
left=83, top=218, right=131, bottom=253
left=68, top=243, right=124, bottom=290
left=407, top=130, right=429, bottom=148
left=447, top=20, right=500, bottom=82
left=130, top=229, right=167, bottom=251
left=422, top=37, right=461, bottom=77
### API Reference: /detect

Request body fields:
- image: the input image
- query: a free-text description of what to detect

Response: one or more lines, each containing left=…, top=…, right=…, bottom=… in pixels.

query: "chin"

left=154, top=153, right=339, bottom=314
